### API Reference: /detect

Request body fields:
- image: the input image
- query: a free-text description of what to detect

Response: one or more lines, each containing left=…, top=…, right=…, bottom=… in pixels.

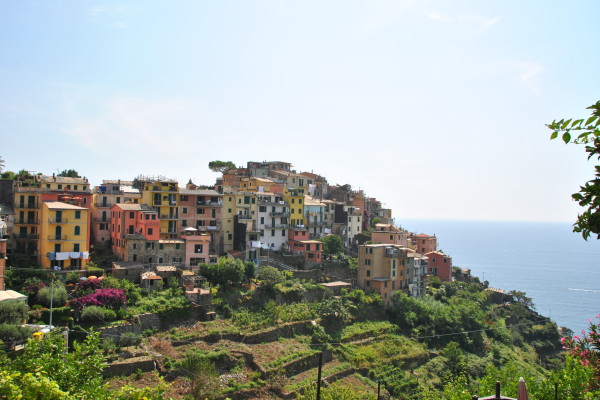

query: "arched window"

left=74, top=226, right=81, bottom=235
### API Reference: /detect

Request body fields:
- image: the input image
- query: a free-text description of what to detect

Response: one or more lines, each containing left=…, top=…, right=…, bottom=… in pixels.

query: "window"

left=292, top=198, right=295, bottom=204
left=390, top=235, right=394, bottom=240
left=175, top=243, right=180, bottom=249
left=197, top=208, right=205, bottom=214
left=260, top=217, right=264, bottom=224
left=73, top=210, right=80, bottom=219
left=365, top=259, right=371, bottom=266
left=180, top=195, right=188, bottom=201
left=228, top=233, right=233, bottom=240
left=159, top=257, right=164, bottom=263
left=132, top=254, right=137, bottom=261
left=298, top=198, right=302, bottom=204
left=182, top=220, right=187, bottom=227
left=282, top=230, right=286, bottom=236
left=183, top=207, right=188, bottom=214
left=58, top=184, right=62, bottom=189
left=384, top=281, right=388, bottom=288
left=133, top=243, right=137, bottom=249
left=271, top=230, right=275, bottom=236
left=74, top=226, right=80, bottom=235
left=55, top=244, right=61, bottom=252
left=366, top=280, right=370, bottom=287
left=195, top=244, right=203, bottom=253
left=73, top=243, right=80, bottom=252
left=148, top=228, right=153, bottom=235
left=116, top=197, right=121, bottom=203
left=159, top=243, right=164, bottom=250
left=366, top=270, right=371, bottom=276
left=74, top=185, right=78, bottom=190
left=259, top=206, right=266, bottom=212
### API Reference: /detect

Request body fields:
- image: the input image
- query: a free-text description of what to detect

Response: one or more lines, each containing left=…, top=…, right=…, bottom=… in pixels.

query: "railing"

left=125, top=233, right=144, bottom=239
left=270, top=212, right=290, bottom=217
left=154, top=200, right=163, bottom=206
left=160, top=214, right=179, bottom=219
left=13, top=233, right=39, bottom=239
left=238, top=215, right=253, bottom=220
left=268, top=224, right=289, bottom=229
left=197, top=201, right=223, bottom=206
left=48, top=218, right=69, bottom=223
left=17, top=203, right=39, bottom=209
left=15, top=219, right=39, bottom=224
left=94, top=202, right=112, bottom=208
left=48, top=235, right=67, bottom=241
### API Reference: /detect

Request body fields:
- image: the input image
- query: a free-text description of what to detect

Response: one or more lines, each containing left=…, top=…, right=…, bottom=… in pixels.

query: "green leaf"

left=562, top=132, right=571, bottom=143
left=561, top=119, right=572, bottom=129
left=571, top=119, right=583, bottom=128
left=550, top=131, right=558, bottom=140
left=585, top=116, right=598, bottom=126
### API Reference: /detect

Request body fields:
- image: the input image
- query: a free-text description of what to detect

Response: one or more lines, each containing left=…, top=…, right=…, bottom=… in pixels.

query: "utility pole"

left=316, top=352, right=323, bottom=400
left=49, top=276, right=55, bottom=327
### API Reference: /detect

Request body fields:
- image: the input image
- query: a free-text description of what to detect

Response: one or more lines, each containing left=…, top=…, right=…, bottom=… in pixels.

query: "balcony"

left=238, top=215, right=253, bottom=220
left=196, top=201, right=223, bottom=207
left=160, top=214, right=179, bottom=220
left=268, top=224, right=289, bottom=229
left=48, top=235, right=67, bottom=241
left=270, top=212, right=290, bottom=217
left=94, top=202, right=113, bottom=208
left=15, top=219, right=39, bottom=225
left=93, top=217, right=112, bottom=222
left=17, top=203, right=39, bottom=209
left=124, top=233, right=144, bottom=240
left=13, top=233, right=39, bottom=240
left=48, top=218, right=69, bottom=223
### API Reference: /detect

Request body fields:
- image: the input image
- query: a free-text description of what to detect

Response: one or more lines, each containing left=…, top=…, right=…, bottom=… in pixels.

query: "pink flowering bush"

left=561, top=315, right=600, bottom=391
left=69, top=288, right=126, bottom=311
left=72, top=278, right=102, bottom=297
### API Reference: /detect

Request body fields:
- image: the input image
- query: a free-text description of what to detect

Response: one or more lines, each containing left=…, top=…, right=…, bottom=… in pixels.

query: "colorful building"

left=256, top=192, right=289, bottom=251
left=424, top=251, right=452, bottom=282
left=40, top=201, right=90, bottom=269
left=179, top=188, right=223, bottom=254
left=91, top=180, right=141, bottom=249
left=357, top=244, right=411, bottom=307
left=284, top=187, right=305, bottom=227
left=134, top=176, right=179, bottom=239
left=409, top=233, right=437, bottom=254
left=371, top=223, right=408, bottom=247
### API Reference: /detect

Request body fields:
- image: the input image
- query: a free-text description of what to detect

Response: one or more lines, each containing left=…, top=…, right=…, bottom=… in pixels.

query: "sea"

left=397, top=218, right=600, bottom=335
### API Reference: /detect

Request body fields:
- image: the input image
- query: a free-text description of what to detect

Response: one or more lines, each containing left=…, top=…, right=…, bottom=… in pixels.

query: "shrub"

left=72, top=278, right=102, bottom=297
left=0, top=323, right=33, bottom=344
left=36, top=284, right=68, bottom=308
left=70, top=288, right=126, bottom=311
left=120, top=332, right=142, bottom=347
left=0, top=300, right=29, bottom=324
left=80, top=306, right=117, bottom=323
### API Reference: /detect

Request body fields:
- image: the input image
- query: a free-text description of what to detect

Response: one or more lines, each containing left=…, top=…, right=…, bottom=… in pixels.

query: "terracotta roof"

left=44, top=201, right=86, bottom=210
left=40, top=175, right=88, bottom=185
left=113, top=203, right=156, bottom=212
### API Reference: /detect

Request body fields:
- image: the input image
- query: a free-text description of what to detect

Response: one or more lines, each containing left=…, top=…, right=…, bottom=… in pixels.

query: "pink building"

left=181, top=228, right=212, bottom=267
left=288, top=227, right=309, bottom=254
left=424, top=251, right=452, bottom=282
left=179, top=188, right=223, bottom=254
left=409, top=233, right=437, bottom=254
left=371, top=224, right=408, bottom=247
left=110, top=204, right=160, bottom=260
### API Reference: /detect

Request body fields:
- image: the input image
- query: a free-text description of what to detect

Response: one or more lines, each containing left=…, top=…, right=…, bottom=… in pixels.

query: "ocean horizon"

left=396, top=218, right=600, bottom=335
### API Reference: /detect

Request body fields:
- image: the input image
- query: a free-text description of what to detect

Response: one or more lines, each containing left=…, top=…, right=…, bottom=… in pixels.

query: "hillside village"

left=0, top=161, right=580, bottom=399
left=0, top=160, right=453, bottom=303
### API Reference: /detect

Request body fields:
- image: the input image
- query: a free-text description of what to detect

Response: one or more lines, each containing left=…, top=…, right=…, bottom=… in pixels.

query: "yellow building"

left=135, top=176, right=179, bottom=239
left=284, top=187, right=306, bottom=227
left=39, top=202, right=89, bottom=269
left=221, top=192, right=259, bottom=252
left=221, top=194, right=236, bottom=252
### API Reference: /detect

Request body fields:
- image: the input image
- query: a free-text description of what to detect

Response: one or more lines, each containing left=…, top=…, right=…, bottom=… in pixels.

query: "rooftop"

left=113, top=203, right=156, bottom=212
left=45, top=201, right=86, bottom=210
left=179, top=188, right=221, bottom=196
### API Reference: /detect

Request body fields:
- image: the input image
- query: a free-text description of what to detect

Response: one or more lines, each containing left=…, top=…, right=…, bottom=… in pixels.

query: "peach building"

left=179, top=188, right=222, bottom=254
left=409, top=233, right=437, bottom=254
left=371, top=224, right=408, bottom=247
left=357, top=244, right=410, bottom=307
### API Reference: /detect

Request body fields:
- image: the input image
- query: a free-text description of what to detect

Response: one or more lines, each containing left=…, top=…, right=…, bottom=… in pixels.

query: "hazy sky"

left=1, top=1, right=599, bottom=222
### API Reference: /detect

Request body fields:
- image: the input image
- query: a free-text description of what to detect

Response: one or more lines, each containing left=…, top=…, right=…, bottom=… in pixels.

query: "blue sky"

left=1, top=1, right=599, bottom=222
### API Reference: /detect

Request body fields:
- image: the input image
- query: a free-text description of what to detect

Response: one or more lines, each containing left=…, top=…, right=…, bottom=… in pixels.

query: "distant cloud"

left=88, top=4, right=131, bottom=28
left=428, top=11, right=501, bottom=31
left=360, top=0, right=417, bottom=34
left=61, top=96, right=209, bottom=157
left=516, top=61, right=543, bottom=95
left=428, top=12, right=450, bottom=22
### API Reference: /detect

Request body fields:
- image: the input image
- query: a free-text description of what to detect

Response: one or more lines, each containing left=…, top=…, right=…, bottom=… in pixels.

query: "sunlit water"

left=398, top=219, right=600, bottom=334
